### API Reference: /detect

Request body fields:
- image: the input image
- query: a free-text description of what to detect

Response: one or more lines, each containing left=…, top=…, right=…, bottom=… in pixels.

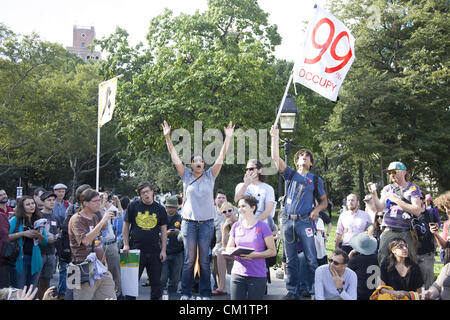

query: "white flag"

left=293, top=4, right=355, bottom=101
left=98, top=77, right=118, bottom=127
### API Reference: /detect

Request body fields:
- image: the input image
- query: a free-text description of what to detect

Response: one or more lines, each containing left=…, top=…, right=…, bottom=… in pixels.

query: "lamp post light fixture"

left=278, top=93, right=299, bottom=134
left=276, top=93, right=305, bottom=203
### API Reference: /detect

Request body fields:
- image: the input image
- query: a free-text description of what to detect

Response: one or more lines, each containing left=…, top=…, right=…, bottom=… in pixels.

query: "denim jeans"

left=17, top=255, right=41, bottom=290
left=58, top=260, right=68, bottom=295
left=161, top=251, right=184, bottom=294
left=298, top=252, right=314, bottom=295
left=230, top=274, right=266, bottom=300
left=282, top=214, right=318, bottom=297
left=180, top=220, right=214, bottom=298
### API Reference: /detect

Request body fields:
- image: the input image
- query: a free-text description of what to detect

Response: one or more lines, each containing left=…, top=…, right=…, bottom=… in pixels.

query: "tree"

left=320, top=0, right=450, bottom=198
left=0, top=24, right=122, bottom=195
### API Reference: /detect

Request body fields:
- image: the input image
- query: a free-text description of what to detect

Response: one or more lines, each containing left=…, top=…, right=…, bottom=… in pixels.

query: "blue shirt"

left=282, top=166, right=326, bottom=216
left=52, top=200, right=70, bottom=226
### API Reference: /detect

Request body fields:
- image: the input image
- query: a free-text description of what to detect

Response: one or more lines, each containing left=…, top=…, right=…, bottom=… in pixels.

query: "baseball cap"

left=53, top=183, right=67, bottom=190
left=165, top=196, right=178, bottom=208
left=384, top=161, right=407, bottom=172
left=40, top=191, right=57, bottom=201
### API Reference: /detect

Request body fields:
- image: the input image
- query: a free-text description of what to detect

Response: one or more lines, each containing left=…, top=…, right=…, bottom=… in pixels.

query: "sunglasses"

left=376, top=215, right=383, bottom=219
left=328, top=258, right=344, bottom=266
left=222, top=209, right=233, bottom=214
left=387, top=170, right=401, bottom=175
left=245, top=167, right=256, bottom=172
left=394, top=243, right=408, bottom=250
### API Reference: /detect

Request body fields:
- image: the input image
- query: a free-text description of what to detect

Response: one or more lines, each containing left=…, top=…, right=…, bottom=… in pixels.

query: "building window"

left=81, top=42, right=85, bottom=48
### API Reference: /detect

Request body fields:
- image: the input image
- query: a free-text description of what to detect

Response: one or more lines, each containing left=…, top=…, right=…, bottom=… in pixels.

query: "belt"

left=385, top=227, right=410, bottom=233
left=182, top=218, right=214, bottom=224
left=283, top=213, right=309, bottom=220
left=103, top=240, right=116, bottom=245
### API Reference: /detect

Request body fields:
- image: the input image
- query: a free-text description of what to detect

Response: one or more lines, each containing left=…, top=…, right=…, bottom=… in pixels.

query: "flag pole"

left=274, top=70, right=294, bottom=126
left=96, top=85, right=101, bottom=192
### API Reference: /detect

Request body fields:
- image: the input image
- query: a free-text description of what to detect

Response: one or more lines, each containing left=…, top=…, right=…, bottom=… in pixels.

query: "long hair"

left=387, top=238, right=413, bottom=272
left=434, top=191, right=450, bottom=212
left=14, top=196, right=41, bottom=226
left=372, top=212, right=384, bottom=236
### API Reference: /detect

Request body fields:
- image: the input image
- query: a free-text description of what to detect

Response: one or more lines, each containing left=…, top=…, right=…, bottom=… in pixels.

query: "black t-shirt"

left=22, top=225, right=34, bottom=256
left=380, top=258, right=423, bottom=291
left=348, top=253, right=379, bottom=300
left=125, top=200, right=168, bottom=254
left=319, top=211, right=331, bottom=225
left=166, top=212, right=183, bottom=255
left=41, top=212, right=60, bottom=255
left=417, top=209, right=439, bottom=255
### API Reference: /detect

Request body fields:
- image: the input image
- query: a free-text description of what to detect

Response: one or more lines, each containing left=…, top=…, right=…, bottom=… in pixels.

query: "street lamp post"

left=276, top=94, right=304, bottom=201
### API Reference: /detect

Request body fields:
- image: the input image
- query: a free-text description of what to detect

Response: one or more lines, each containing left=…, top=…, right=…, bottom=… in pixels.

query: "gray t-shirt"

left=181, top=166, right=216, bottom=221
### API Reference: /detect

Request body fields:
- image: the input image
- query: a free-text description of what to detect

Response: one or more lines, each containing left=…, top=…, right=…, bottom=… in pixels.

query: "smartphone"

left=370, top=183, right=377, bottom=192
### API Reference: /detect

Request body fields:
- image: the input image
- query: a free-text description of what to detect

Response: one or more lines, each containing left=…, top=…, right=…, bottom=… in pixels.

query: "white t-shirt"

left=234, top=182, right=276, bottom=224
left=336, top=209, right=372, bottom=246
left=314, top=218, right=327, bottom=259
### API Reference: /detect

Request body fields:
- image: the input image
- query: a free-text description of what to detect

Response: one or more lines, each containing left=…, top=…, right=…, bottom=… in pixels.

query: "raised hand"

left=270, top=125, right=279, bottom=138
left=224, top=121, right=234, bottom=137
left=162, top=120, right=171, bottom=137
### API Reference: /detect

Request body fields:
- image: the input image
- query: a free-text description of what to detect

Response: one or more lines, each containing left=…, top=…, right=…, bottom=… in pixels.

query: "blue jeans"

left=161, top=251, right=184, bottom=294
left=298, top=252, right=314, bottom=294
left=282, top=214, right=318, bottom=297
left=58, top=260, right=68, bottom=295
left=180, top=220, right=214, bottom=298
left=17, top=255, right=41, bottom=290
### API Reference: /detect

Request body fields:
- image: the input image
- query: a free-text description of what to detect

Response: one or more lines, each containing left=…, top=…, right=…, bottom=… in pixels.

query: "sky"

left=0, top=0, right=328, bottom=62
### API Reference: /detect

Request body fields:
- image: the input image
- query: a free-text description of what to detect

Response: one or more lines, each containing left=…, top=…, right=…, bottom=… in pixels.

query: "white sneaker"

left=202, top=297, right=211, bottom=300
left=180, top=295, right=190, bottom=300
left=196, top=296, right=202, bottom=300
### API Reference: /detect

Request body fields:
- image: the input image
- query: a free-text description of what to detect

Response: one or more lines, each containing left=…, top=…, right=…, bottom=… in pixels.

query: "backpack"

left=56, top=203, right=78, bottom=263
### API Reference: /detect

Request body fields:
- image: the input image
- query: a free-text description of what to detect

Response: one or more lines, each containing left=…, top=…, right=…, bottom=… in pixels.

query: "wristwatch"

left=337, top=287, right=344, bottom=294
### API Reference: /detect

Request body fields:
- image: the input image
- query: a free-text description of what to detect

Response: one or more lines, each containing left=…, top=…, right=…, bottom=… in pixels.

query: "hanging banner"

left=293, top=4, right=355, bottom=101
left=98, top=77, right=118, bottom=127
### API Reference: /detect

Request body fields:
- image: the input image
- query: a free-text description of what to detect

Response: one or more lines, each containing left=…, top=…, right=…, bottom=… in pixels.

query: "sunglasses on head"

left=328, top=258, right=344, bottom=266
left=245, top=167, right=256, bottom=172
left=222, top=209, right=233, bottom=214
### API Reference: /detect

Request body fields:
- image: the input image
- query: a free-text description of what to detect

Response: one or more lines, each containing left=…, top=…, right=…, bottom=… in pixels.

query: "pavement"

left=50, top=264, right=314, bottom=300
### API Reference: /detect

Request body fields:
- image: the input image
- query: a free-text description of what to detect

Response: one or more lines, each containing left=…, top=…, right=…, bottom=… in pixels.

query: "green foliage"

left=0, top=24, right=122, bottom=195
left=319, top=0, right=450, bottom=201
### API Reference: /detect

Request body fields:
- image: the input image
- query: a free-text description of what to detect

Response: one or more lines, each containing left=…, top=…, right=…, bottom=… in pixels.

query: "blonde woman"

left=212, top=202, right=238, bottom=296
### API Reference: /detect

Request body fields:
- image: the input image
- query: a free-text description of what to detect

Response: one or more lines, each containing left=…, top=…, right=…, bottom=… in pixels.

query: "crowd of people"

left=0, top=121, right=449, bottom=301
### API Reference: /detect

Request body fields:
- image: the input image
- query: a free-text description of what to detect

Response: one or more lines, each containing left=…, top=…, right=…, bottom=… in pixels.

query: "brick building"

left=66, top=25, right=101, bottom=61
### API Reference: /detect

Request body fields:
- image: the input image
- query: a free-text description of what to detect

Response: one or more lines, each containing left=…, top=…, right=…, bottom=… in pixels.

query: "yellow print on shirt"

left=136, top=211, right=158, bottom=230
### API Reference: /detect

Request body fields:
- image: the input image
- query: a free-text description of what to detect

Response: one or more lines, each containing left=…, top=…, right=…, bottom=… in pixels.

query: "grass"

left=275, top=210, right=444, bottom=279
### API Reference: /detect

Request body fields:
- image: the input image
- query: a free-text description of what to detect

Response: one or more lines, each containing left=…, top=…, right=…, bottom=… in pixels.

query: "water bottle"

left=162, top=289, right=169, bottom=300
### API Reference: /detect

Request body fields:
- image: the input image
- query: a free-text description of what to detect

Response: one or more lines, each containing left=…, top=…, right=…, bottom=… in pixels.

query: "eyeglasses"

left=328, top=258, right=344, bottom=266
left=222, top=209, right=233, bottom=214
left=245, top=167, right=256, bottom=172
left=90, top=198, right=102, bottom=203
left=394, top=243, right=408, bottom=250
